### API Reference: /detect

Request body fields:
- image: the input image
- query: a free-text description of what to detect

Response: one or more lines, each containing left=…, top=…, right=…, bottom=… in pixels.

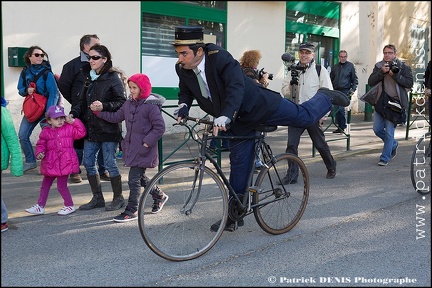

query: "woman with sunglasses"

left=69, top=44, right=127, bottom=211
left=17, top=46, right=61, bottom=172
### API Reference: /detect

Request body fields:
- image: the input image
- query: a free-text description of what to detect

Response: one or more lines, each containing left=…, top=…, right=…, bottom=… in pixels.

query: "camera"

left=259, top=68, right=274, bottom=81
left=281, top=53, right=305, bottom=73
left=386, top=60, right=400, bottom=73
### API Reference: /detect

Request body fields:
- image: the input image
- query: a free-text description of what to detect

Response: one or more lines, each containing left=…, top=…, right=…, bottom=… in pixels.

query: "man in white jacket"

left=281, top=42, right=337, bottom=183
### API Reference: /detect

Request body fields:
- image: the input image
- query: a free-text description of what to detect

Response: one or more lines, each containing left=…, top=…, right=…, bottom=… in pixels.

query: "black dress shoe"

left=279, top=175, right=298, bottom=185
left=210, top=218, right=244, bottom=232
left=318, top=88, right=350, bottom=107
left=332, top=128, right=344, bottom=134
left=326, top=169, right=336, bottom=179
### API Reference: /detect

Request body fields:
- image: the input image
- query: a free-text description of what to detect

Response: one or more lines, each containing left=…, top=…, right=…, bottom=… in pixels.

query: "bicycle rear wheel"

left=138, top=162, right=228, bottom=261
left=410, top=132, right=431, bottom=195
left=253, top=153, right=309, bottom=234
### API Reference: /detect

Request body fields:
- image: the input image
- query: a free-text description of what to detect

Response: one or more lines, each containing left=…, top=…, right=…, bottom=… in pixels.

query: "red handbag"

left=22, top=82, right=47, bottom=122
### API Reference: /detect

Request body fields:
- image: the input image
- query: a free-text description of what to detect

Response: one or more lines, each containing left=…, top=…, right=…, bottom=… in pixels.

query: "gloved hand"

left=213, top=116, right=231, bottom=128
left=173, top=103, right=189, bottom=119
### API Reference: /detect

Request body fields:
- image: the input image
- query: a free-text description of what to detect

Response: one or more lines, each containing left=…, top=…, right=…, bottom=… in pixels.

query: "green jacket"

left=1, top=105, right=23, bottom=176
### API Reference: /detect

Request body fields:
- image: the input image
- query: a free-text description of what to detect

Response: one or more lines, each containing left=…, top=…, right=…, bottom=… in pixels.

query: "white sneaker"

left=58, top=206, right=76, bottom=215
left=25, top=204, right=45, bottom=215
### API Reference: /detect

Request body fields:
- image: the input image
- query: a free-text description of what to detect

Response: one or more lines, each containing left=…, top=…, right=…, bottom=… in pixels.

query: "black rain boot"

left=79, top=174, right=105, bottom=210
left=105, top=175, right=125, bottom=211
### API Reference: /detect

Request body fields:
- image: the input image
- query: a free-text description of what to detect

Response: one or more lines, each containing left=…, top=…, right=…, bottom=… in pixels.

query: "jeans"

left=75, top=148, right=106, bottom=174
left=333, top=88, right=350, bottom=130
left=373, top=111, right=398, bottom=162
left=333, top=105, right=347, bottom=130
left=1, top=198, right=8, bottom=224
left=18, top=116, right=43, bottom=163
left=83, top=140, right=119, bottom=177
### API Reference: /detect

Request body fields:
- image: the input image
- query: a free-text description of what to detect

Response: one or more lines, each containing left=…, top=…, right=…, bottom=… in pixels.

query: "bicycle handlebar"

left=183, top=116, right=213, bottom=126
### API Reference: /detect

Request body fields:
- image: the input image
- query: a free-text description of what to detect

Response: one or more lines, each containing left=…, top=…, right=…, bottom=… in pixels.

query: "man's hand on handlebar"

left=213, top=116, right=231, bottom=136
left=174, top=103, right=189, bottom=124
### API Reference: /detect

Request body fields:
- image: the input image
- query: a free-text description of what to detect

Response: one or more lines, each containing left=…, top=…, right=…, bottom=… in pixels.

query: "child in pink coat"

left=25, top=105, right=86, bottom=216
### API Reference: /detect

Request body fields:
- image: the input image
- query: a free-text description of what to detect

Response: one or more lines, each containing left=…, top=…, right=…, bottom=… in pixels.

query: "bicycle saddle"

left=256, top=124, right=277, bottom=133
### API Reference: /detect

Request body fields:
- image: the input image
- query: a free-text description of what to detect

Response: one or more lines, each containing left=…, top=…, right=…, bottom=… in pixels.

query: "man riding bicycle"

left=171, top=26, right=349, bottom=232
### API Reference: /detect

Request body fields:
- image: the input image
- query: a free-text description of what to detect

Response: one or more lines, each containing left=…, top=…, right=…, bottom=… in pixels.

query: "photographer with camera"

left=368, top=44, right=413, bottom=166
left=239, top=50, right=272, bottom=88
left=281, top=42, right=337, bottom=183
left=330, top=50, right=358, bottom=133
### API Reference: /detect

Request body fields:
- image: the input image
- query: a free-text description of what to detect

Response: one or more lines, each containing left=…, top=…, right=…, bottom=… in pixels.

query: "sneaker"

left=100, top=171, right=110, bottom=181
left=113, top=210, right=138, bottom=223
left=391, top=143, right=398, bottom=159
left=332, top=128, right=344, bottom=134
left=1, top=222, right=8, bottom=232
left=23, top=162, right=37, bottom=172
left=25, top=204, right=45, bottom=215
left=152, top=194, right=169, bottom=214
left=58, top=206, right=76, bottom=215
left=378, top=160, right=388, bottom=166
left=68, top=173, right=82, bottom=183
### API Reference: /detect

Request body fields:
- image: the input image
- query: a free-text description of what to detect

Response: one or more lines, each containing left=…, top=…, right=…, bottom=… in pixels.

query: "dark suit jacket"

left=175, top=43, right=282, bottom=135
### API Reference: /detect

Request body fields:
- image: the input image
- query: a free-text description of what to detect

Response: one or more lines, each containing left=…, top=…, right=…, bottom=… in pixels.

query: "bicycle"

left=410, top=131, right=431, bottom=194
left=138, top=116, right=310, bottom=261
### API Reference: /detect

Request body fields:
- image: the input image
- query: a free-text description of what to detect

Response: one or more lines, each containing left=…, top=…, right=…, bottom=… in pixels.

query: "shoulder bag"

left=374, top=82, right=405, bottom=125
left=22, top=82, right=47, bottom=122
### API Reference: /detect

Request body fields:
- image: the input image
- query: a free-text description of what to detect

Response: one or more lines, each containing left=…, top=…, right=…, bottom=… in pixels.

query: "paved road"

left=1, top=114, right=430, bottom=287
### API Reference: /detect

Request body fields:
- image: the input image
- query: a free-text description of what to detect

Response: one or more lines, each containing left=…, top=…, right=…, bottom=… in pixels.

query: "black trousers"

left=285, top=122, right=336, bottom=181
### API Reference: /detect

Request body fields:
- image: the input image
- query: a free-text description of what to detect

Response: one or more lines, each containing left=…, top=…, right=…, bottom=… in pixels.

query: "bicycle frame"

left=181, top=116, right=283, bottom=216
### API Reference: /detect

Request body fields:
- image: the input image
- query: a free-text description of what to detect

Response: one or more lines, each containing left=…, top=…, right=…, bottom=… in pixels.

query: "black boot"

left=79, top=174, right=105, bottom=210
left=106, top=175, right=125, bottom=211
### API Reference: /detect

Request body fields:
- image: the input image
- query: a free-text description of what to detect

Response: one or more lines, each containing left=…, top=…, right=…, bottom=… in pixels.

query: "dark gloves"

left=174, top=103, right=189, bottom=119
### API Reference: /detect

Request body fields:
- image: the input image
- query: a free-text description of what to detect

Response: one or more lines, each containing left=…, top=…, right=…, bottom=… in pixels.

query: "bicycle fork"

left=180, top=126, right=213, bottom=216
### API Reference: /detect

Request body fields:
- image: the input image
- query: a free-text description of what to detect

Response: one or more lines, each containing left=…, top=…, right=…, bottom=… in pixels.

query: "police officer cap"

left=299, top=42, right=315, bottom=52
left=171, top=26, right=204, bottom=46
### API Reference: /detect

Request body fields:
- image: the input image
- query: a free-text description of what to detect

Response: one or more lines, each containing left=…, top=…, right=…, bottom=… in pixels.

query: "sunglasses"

left=88, top=55, right=103, bottom=60
left=32, top=53, right=45, bottom=58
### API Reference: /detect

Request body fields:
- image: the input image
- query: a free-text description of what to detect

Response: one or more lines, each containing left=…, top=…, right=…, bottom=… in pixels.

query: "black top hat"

left=171, top=26, right=204, bottom=46
left=299, top=42, right=315, bottom=52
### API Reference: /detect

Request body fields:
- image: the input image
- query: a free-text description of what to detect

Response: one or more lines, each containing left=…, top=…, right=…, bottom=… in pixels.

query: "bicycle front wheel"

left=253, top=153, right=309, bottom=234
left=410, top=132, right=431, bottom=195
left=138, top=162, right=228, bottom=261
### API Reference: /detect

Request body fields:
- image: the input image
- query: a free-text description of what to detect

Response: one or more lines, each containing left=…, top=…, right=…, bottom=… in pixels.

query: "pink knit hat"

left=128, top=73, right=152, bottom=99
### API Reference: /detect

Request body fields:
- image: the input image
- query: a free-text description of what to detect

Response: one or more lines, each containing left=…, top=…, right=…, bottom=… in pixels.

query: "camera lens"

left=268, top=74, right=274, bottom=80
